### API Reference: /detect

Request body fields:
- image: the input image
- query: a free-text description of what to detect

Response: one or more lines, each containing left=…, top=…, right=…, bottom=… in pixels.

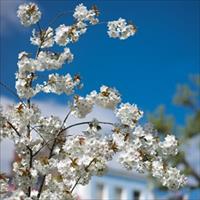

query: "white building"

left=77, top=161, right=155, bottom=200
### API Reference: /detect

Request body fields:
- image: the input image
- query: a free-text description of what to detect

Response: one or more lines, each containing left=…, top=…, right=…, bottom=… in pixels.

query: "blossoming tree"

left=0, top=2, right=187, bottom=200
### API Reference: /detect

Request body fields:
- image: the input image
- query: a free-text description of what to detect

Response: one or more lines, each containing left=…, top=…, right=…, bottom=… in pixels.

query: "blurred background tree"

left=148, top=74, right=200, bottom=190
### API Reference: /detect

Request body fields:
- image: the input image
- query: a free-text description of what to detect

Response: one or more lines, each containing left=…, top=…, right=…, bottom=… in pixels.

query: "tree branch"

left=0, top=81, right=26, bottom=107
left=33, top=121, right=114, bottom=156
left=70, top=158, right=96, bottom=193
left=59, top=121, right=114, bottom=135
left=6, top=121, right=21, bottom=137
left=27, top=148, right=33, bottom=197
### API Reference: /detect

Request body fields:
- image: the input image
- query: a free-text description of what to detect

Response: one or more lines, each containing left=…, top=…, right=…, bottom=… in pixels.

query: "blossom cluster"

left=42, top=73, right=80, bottom=95
left=55, top=3, right=99, bottom=46
left=16, top=47, right=74, bottom=98
left=107, top=18, right=136, bottom=40
left=73, top=3, right=99, bottom=24
left=0, top=2, right=186, bottom=200
left=17, top=2, right=41, bottom=26
left=30, top=27, right=54, bottom=48
left=116, top=124, right=186, bottom=190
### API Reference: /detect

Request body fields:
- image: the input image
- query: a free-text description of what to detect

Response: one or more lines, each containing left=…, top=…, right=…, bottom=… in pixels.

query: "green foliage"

left=184, top=111, right=200, bottom=139
left=147, top=105, right=174, bottom=135
left=173, top=74, right=200, bottom=109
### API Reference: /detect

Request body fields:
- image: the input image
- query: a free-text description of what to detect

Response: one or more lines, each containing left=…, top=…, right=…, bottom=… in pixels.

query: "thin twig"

left=48, top=11, right=73, bottom=26
left=37, top=134, right=57, bottom=198
left=31, top=126, right=51, bottom=151
left=59, top=121, right=114, bottom=135
left=6, top=120, right=32, bottom=152
left=36, top=118, right=113, bottom=197
left=36, top=110, right=72, bottom=197
left=37, top=22, right=42, bottom=33
left=6, top=121, right=21, bottom=137
left=70, top=158, right=96, bottom=193
left=0, top=81, right=26, bottom=107
left=32, top=110, right=71, bottom=157
left=33, top=121, right=114, bottom=156
left=62, top=110, right=71, bottom=127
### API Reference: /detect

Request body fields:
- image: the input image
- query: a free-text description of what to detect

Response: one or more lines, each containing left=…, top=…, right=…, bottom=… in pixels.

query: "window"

left=133, top=190, right=140, bottom=200
left=114, top=187, right=123, bottom=200
left=96, top=183, right=104, bottom=200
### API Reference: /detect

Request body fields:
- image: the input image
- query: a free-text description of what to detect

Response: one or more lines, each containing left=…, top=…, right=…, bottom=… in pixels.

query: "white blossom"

left=30, top=27, right=54, bottom=48
left=0, top=106, right=14, bottom=139
left=18, top=51, right=29, bottom=60
left=42, top=73, right=80, bottom=95
left=160, top=135, right=178, bottom=156
left=152, top=160, right=164, bottom=178
left=162, top=167, right=187, bottom=190
left=4, top=190, right=28, bottom=200
left=37, top=48, right=74, bottom=71
left=0, top=175, right=9, bottom=195
left=73, top=3, right=99, bottom=24
left=115, top=103, right=143, bottom=128
left=17, top=2, right=41, bottom=26
left=37, top=116, right=62, bottom=140
left=7, top=103, right=41, bottom=135
left=17, top=54, right=39, bottom=73
left=15, top=73, right=41, bottom=99
left=90, top=85, right=121, bottom=109
left=71, top=95, right=94, bottom=118
left=55, top=23, right=87, bottom=46
left=107, top=18, right=136, bottom=40
left=118, top=144, right=142, bottom=170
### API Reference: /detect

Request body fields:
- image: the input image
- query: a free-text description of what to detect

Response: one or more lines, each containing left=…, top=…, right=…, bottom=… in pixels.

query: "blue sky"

left=0, top=0, right=199, bottom=126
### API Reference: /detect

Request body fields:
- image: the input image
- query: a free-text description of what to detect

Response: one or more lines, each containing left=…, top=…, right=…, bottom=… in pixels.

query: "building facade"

left=77, top=164, right=155, bottom=200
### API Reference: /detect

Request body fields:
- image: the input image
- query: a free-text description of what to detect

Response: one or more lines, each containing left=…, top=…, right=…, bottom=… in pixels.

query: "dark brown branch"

left=36, top=119, right=113, bottom=197
left=37, top=137, right=57, bottom=198
left=62, top=110, right=71, bottom=127
left=31, top=126, right=51, bottom=151
left=33, top=121, right=114, bottom=155
left=6, top=121, right=21, bottom=137
left=27, top=148, right=33, bottom=197
left=37, top=110, right=72, bottom=197
left=59, top=121, right=114, bottom=135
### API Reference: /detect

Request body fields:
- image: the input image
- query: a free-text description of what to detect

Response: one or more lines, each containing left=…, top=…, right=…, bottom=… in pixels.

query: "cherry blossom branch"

left=37, top=132, right=58, bottom=198
left=6, top=120, right=32, bottom=153
left=37, top=110, right=72, bottom=197
left=6, top=121, right=21, bottom=137
left=7, top=119, right=50, bottom=154
left=27, top=148, right=33, bottom=197
left=0, top=80, right=49, bottom=148
left=59, top=121, right=114, bottom=134
left=32, top=110, right=72, bottom=157
left=33, top=120, right=114, bottom=156
left=48, top=11, right=73, bottom=26
left=70, top=158, right=97, bottom=193
left=31, top=126, right=51, bottom=151
left=35, top=22, right=47, bottom=57
left=62, top=110, right=72, bottom=127
left=36, top=20, right=112, bottom=46
left=25, top=20, right=46, bottom=197
left=0, top=81, right=26, bottom=107
left=36, top=119, right=113, bottom=197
